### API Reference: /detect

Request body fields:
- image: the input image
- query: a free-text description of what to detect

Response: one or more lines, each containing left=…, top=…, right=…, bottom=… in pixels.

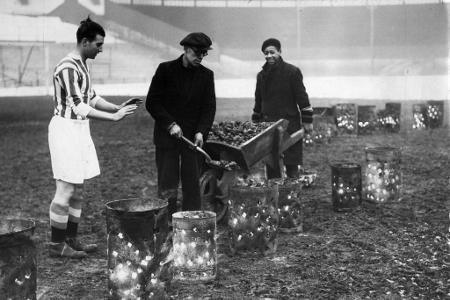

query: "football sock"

left=67, top=197, right=82, bottom=238
left=49, top=201, right=69, bottom=243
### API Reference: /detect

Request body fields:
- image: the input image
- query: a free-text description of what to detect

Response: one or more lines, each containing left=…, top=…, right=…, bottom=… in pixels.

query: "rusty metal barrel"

left=334, top=103, right=357, bottom=135
left=277, top=180, right=303, bottom=232
left=172, top=210, right=217, bottom=283
left=331, top=162, right=362, bottom=211
left=105, top=198, right=169, bottom=300
left=426, top=100, right=444, bottom=129
left=384, top=102, right=401, bottom=133
left=363, top=147, right=402, bottom=203
left=0, top=219, right=36, bottom=300
left=228, top=183, right=279, bottom=255
left=357, top=105, right=377, bottom=135
left=312, top=107, right=335, bottom=144
left=412, top=103, right=427, bottom=129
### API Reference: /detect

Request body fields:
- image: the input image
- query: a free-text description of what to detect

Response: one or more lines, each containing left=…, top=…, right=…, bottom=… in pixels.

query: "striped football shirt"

left=52, top=52, right=101, bottom=119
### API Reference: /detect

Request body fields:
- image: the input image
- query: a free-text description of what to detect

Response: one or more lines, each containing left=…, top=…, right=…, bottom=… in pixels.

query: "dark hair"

left=76, top=16, right=105, bottom=44
left=261, top=38, right=281, bottom=52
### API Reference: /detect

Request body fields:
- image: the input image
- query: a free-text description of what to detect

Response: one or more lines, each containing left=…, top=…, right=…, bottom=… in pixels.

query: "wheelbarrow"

left=199, top=119, right=305, bottom=222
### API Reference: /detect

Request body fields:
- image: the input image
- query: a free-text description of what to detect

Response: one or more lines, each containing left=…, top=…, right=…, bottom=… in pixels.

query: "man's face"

left=82, top=34, right=104, bottom=60
left=263, top=46, right=281, bottom=65
left=185, top=47, right=208, bottom=67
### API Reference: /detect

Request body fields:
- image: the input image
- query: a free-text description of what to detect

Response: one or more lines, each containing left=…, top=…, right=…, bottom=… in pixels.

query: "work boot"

left=49, top=242, right=87, bottom=259
left=66, top=237, right=98, bottom=253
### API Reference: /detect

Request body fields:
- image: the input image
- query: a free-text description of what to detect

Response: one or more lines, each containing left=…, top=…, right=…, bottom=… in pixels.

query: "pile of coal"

left=208, top=121, right=273, bottom=147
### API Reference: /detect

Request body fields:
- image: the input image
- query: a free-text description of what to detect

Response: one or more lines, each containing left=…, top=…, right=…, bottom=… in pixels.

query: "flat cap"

left=261, top=38, right=281, bottom=52
left=180, top=32, right=213, bottom=50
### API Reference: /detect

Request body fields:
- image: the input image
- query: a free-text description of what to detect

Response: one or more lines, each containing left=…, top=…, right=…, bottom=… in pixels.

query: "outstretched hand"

left=118, top=98, right=143, bottom=109
left=114, top=105, right=137, bottom=121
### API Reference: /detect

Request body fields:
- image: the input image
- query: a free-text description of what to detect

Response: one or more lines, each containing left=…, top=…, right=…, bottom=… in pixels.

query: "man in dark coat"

left=252, top=38, right=313, bottom=179
left=146, top=32, right=216, bottom=219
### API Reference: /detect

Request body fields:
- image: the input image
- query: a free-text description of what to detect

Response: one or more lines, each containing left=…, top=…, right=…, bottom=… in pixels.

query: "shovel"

left=179, top=136, right=237, bottom=171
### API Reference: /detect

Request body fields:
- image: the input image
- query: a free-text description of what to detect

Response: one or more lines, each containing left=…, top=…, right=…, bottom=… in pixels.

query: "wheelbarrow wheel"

left=199, top=169, right=228, bottom=222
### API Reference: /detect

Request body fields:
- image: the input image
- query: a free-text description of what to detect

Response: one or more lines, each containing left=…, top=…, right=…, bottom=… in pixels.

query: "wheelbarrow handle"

left=281, top=128, right=305, bottom=152
left=290, top=127, right=305, bottom=141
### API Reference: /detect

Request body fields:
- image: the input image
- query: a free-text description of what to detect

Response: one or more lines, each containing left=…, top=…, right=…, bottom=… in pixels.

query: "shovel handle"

left=180, top=136, right=197, bottom=149
left=179, top=136, right=213, bottom=162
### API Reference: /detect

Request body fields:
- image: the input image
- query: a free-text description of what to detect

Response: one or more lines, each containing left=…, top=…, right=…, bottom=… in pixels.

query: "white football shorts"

left=48, top=116, right=100, bottom=184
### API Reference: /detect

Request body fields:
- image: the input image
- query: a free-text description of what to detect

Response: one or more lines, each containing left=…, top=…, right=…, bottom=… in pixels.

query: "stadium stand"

left=109, top=0, right=449, bottom=84
left=0, top=0, right=64, bottom=15
left=0, top=13, right=167, bottom=87
left=0, top=0, right=447, bottom=102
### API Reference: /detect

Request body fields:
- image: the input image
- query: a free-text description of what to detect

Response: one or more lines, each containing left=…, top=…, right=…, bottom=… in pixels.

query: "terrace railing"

left=110, top=0, right=448, bottom=7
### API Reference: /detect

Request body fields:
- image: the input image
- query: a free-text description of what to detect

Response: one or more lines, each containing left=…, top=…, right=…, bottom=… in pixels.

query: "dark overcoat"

left=253, top=58, right=312, bottom=165
left=146, top=55, right=216, bottom=148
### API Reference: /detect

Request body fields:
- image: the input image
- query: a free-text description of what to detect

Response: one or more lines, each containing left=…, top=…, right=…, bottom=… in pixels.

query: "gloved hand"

left=251, top=112, right=262, bottom=123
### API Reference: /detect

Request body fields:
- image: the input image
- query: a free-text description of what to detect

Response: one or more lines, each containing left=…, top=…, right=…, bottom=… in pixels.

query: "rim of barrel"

left=230, top=185, right=278, bottom=192
left=365, top=146, right=400, bottom=154
left=300, top=169, right=317, bottom=175
left=336, top=103, right=356, bottom=107
left=330, top=161, right=361, bottom=169
left=105, top=197, right=167, bottom=211
left=231, top=180, right=281, bottom=189
left=172, top=210, right=216, bottom=220
left=0, top=219, right=35, bottom=237
left=427, top=100, right=444, bottom=105
left=268, top=177, right=307, bottom=187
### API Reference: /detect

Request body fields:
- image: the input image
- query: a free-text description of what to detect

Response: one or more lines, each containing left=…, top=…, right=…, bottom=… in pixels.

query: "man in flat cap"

left=146, top=32, right=216, bottom=221
left=252, top=38, right=313, bottom=179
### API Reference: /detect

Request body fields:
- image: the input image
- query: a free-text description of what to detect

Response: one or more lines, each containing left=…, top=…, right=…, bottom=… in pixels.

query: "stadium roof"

left=112, top=0, right=449, bottom=7
left=0, top=13, right=122, bottom=44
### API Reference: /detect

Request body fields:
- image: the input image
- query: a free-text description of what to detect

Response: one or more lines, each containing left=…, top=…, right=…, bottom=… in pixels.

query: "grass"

left=0, top=98, right=449, bottom=299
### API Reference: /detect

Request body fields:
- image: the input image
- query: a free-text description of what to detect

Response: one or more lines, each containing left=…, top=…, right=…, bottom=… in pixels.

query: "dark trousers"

left=263, top=115, right=303, bottom=179
left=155, top=145, right=201, bottom=218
